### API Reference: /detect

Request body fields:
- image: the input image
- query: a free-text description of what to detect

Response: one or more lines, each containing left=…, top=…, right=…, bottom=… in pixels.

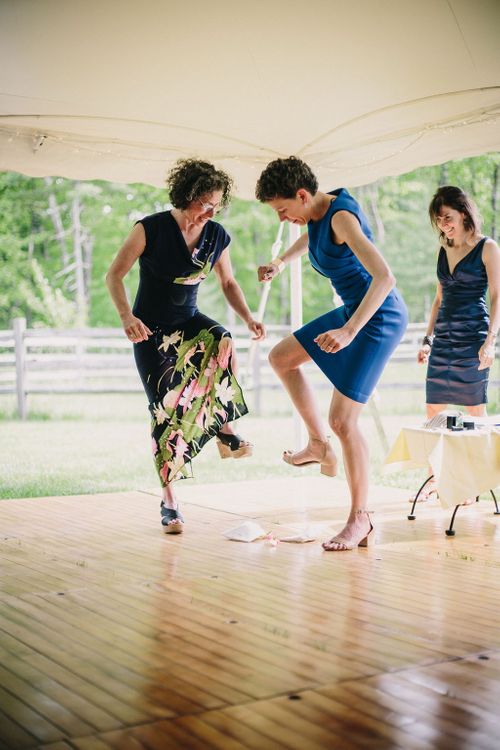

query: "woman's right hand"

left=258, top=263, right=280, bottom=283
left=417, top=344, right=431, bottom=364
left=121, top=313, right=153, bottom=343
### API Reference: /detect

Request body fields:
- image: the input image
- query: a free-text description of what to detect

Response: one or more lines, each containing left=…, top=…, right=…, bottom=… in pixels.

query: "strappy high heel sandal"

left=216, top=431, right=253, bottom=459
left=283, top=437, right=337, bottom=477
left=322, top=510, right=374, bottom=551
left=160, top=502, right=184, bottom=534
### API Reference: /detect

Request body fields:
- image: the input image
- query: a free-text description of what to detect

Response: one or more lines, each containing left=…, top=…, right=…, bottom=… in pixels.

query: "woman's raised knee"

left=268, top=342, right=288, bottom=373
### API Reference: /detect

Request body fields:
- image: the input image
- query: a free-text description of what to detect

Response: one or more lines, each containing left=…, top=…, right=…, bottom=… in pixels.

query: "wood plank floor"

left=1, top=476, right=500, bottom=749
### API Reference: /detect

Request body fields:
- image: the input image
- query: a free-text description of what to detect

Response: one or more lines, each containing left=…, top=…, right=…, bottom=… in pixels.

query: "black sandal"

left=160, top=503, right=184, bottom=534
left=216, top=431, right=253, bottom=459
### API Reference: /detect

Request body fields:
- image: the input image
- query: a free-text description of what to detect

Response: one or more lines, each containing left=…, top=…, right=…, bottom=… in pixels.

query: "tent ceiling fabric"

left=1, top=0, right=499, bottom=197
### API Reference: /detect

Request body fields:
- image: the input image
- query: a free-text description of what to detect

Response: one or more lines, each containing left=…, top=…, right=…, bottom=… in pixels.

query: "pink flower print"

left=183, top=345, right=198, bottom=367
left=152, top=437, right=158, bottom=455
left=159, top=462, right=170, bottom=484
left=195, top=404, right=207, bottom=429
left=167, top=428, right=181, bottom=444
left=204, top=356, right=218, bottom=379
left=163, top=388, right=182, bottom=409
left=174, top=434, right=189, bottom=460
left=217, top=337, right=233, bottom=370
left=193, top=378, right=211, bottom=398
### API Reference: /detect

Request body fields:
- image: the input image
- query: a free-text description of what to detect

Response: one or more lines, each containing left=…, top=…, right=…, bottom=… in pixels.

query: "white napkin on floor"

left=222, top=521, right=268, bottom=542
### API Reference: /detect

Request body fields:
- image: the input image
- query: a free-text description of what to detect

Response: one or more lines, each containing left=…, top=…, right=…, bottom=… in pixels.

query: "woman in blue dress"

left=416, top=186, right=500, bottom=501
left=256, top=157, right=408, bottom=551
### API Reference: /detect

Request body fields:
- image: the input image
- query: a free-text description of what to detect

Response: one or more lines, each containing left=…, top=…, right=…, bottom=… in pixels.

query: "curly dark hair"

left=166, top=158, right=233, bottom=210
left=255, top=156, right=318, bottom=202
left=429, top=185, right=481, bottom=241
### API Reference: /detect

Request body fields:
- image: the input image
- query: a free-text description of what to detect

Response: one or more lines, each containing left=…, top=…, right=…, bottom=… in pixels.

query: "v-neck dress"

left=294, top=189, right=408, bottom=404
left=426, top=237, right=490, bottom=405
left=132, top=210, right=248, bottom=486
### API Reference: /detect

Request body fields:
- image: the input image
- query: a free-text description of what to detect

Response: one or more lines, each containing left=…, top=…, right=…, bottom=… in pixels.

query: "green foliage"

left=0, top=153, right=499, bottom=330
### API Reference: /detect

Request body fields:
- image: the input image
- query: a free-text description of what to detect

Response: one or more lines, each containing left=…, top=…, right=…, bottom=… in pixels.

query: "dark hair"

left=255, top=156, right=318, bottom=202
left=166, top=158, right=233, bottom=210
left=429, top=185, right=481, bottom=241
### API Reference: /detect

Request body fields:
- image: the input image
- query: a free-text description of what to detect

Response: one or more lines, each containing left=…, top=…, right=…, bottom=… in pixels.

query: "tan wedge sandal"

left=283, top=437, right=337, bottom=477
left=216, top=431, right=253, bottom=459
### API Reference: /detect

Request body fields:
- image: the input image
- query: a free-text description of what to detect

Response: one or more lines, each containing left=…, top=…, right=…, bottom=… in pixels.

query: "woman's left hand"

left=478, top=341, right=495, bottom=370
left=247, top=319, right=266, bottom=341
left=314, top=326, right=355, bottom=354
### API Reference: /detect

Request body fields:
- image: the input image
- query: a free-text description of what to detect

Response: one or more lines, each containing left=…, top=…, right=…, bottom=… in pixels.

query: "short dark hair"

left=255, top=156, right=318, bottom=202
left=166, top=158, right=233, bottom=210
left=429, top=185, right=481, bottom=240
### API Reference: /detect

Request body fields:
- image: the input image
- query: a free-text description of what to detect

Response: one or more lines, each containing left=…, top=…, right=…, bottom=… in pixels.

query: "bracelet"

left=270, top=257, right=285, bottom=274
left=421, top=335, right=434, bottom=347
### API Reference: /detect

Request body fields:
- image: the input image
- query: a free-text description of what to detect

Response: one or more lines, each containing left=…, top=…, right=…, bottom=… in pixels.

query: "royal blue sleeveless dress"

left=294, top=189, right=408, bottom=404
left=426, top=237, right=489, bottom=405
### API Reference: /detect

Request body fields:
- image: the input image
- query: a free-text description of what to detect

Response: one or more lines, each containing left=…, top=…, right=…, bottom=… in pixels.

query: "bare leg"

left=162, top=482, right=177, bottom=508
left=426, top=403, right=447, bottom=419
left=465, top=404, right=487, bottom=417
left=269, top=335, right=336, bottom=466
left=322, top=391, right=372, bottom=550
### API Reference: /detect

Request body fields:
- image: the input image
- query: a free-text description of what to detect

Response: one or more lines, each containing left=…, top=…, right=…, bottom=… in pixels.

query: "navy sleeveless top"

left=132, top=211, right=230, bottom=328
left=436, top=237, right=489, bottom=331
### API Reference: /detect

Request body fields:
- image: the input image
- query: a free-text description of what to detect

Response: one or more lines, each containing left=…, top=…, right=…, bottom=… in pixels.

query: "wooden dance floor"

left=1, top=476, right=500, bottom=749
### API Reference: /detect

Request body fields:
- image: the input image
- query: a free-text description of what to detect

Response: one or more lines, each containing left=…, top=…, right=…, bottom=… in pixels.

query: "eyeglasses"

left=197, top=200, right=222, bottom=214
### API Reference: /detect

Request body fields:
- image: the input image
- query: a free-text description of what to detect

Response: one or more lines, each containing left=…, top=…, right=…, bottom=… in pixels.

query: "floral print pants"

left=134, top=312, right=248, bottom=485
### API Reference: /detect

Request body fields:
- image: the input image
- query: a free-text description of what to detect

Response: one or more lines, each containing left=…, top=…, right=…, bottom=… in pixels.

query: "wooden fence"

left=0, top=317, right=478, bottom=419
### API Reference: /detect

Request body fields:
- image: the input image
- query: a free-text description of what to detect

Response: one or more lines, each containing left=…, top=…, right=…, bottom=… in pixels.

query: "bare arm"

left=478, top=238, right=500, bottom=370
left=314, top=211, right=395, bottom=353
left=105, top=223, right=152, bottom=342
left=417, top=282, right=442, bottom=364
left=257, top=230, right=308, bottom=282
left=214, top=247, right=265, bottom=340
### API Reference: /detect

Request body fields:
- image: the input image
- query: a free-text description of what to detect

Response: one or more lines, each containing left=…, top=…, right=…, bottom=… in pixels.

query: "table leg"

left=408, top=475, right=435, bottom=521
left=445, top=505, right=461, bottom=536
left=446, top=494, right=492, bottom=536
left=491, top=489, right=500, bottom=515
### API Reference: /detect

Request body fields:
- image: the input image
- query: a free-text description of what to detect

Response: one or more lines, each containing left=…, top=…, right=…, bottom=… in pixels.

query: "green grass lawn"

left=0, top=389, right=429, bottom=500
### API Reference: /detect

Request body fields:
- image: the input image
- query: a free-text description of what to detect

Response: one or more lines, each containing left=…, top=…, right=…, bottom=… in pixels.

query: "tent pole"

left=288, top=223, right=305, bottom=449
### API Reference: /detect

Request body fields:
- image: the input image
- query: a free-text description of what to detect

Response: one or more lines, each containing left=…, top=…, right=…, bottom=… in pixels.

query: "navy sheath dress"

left=426, top=237, right=490, bottom=405
left=294, top=189, right=408, bottom=404
left=132, top=211, right=248, bottom=486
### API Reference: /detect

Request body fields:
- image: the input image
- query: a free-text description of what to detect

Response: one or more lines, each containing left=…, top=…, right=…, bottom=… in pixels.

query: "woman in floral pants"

left=107, top=159, right=265, bottom=532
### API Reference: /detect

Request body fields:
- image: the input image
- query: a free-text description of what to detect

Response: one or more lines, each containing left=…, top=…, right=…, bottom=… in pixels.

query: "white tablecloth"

left=383, top=426, right=500, bottom=507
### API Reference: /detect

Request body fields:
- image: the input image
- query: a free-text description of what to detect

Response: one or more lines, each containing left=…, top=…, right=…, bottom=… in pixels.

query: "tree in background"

left=1, top=152, right=499, bottom=330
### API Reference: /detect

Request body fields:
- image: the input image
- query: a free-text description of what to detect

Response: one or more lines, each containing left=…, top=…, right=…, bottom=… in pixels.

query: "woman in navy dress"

left=416, top=185, right=500, bottom=500
left=256, top=157, right=408, bottom=551
left=107, top=159, right=265, bottom=532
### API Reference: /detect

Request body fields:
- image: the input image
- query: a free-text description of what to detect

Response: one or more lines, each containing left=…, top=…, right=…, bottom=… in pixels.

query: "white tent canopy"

left=1, top=0, right=499, bottom=198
